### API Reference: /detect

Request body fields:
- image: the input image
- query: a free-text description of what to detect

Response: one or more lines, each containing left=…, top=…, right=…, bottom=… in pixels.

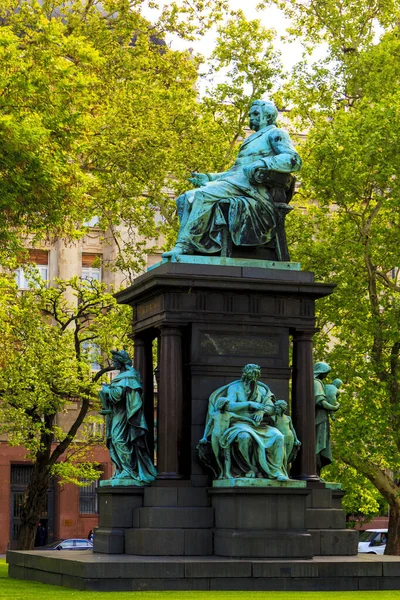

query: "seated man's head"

left=242, top=363, right=261, bottom=383
left=249, top=100, right=278, bottom=131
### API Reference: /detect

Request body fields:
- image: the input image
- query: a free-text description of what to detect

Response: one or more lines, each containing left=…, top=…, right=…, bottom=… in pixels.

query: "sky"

left=142, top=0, right=328, bottom=99
left=168, top=0, right=305, bottom=72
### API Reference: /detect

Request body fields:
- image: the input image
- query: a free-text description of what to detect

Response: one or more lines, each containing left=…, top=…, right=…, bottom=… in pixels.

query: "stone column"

left=157, top=326, right=184, bottom=479
left=133, top=335, right=154, bottom=453
left=291, top=329, right=319, bottom=481
left=55, top=239, right=81, bottom=305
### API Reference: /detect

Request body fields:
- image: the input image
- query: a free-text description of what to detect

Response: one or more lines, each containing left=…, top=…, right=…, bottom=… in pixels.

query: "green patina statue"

left=314, top=362, right=341, bottom=476
left=99, top=350, right=157, bottom=486
left=163, top=100, right=301, bottom=262
left=273, top=399, right=301, bottom=473
left=198, top=364, right=293, bottom=482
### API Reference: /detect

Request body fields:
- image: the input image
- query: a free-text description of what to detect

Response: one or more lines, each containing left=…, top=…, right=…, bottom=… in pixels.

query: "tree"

left=0, top=273, right=131, bottom=549
left=0, top=0, right=229, bottom=261
left=266, top=0, right=400, bottom=554
left=0, top=4, right=102, bottom=256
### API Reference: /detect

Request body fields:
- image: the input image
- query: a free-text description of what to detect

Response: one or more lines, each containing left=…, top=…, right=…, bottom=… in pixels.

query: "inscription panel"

left=200, top=332, right=280, bottom=357
left=136, top=296, right=163, bottom=320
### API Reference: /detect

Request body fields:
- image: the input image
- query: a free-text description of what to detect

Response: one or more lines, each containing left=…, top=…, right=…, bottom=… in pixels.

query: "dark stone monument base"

left=93, top=484, right=358, bottom=559
left=214, top=530, right=313, bottom=559
left=7, top=551, right=400, bottom=591
left=95, top=485, right=214, bottom=557
left=210, top=487, right=312, bottom=559
left=306, top=487, right=358, bottom=556
left=93, top=487, right=144, bottom=554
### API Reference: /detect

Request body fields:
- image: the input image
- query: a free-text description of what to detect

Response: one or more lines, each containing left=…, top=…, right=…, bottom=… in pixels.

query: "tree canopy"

left=0, top=0, right=227, bottom=260
left=275, top=0, right=400, bottom=553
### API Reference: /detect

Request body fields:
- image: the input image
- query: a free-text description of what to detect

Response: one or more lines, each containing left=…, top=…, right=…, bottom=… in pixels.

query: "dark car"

left=35, top=538, right=93, bottom=551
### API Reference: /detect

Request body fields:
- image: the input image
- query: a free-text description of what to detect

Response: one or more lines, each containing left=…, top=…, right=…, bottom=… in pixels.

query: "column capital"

left=132, top=332, right=156, bottom=345
left=158, top=324, right=183, bottom=337
left=292, top=328, right=319, bottom=342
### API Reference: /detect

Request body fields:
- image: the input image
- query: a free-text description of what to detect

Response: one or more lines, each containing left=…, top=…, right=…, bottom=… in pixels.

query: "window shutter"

left=28, top=250, right=48, bottom=265
left=82, top=254, right=101, bottom=267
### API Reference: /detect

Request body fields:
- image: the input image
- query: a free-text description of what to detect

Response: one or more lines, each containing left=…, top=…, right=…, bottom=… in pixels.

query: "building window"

left=79, top=480, right=98, bottom=514
left=83, top=216, right=100, bottom=228
left=87, top=420, right=105, bottom=440
left=81, top=254, right=102, bottom=282
left=15, top=250, right=49, bottom=289
left=81, top=341, right=101, bottom=371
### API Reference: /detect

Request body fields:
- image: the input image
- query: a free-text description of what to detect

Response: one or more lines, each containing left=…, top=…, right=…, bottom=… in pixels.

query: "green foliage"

left=0, top=5, right=102, bottom=252
left=0, top=273, right=130, bottom=481
left=279, top=1, right=400, bottom=545
left=263, top=0, right=400, bottom=54
left=324, top=462, right=388, bottom=523
left=0, top=0, right=230, bottom=263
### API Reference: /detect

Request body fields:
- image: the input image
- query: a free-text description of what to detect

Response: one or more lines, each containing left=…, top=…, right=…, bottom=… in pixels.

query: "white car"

left=358, top=529, right=388, bottom=555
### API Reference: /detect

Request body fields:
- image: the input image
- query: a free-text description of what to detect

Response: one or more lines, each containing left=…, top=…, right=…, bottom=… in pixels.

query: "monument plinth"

left=116, top=259, right=335, bottom=487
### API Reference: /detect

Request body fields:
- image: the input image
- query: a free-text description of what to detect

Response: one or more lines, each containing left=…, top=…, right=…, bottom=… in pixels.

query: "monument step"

left=125, top=527, right=213, bottom=556
left=306, top=488, right=334, bottom=509
left=8, top=550, right=400, bottom=591
left=310, top=528, right=359, bottom=556
left=305, top=508, right=346, bottom=529
left=137, top=506, right=214, bottom=529
left=93, top=527, right=125, bottom=554
left=214, top=529, right=313, bottom=559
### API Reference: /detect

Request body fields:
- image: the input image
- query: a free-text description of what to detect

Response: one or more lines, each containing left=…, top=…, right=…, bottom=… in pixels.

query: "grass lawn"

left=2, top=560, right=400, bottom=600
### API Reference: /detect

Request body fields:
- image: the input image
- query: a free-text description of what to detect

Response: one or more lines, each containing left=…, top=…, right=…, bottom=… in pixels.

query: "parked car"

left=358, top=529, right=387, bottom=555
left=35, top=538, right=93, bottom=551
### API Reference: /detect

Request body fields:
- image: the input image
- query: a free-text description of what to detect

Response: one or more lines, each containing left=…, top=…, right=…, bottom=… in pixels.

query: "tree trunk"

left=17, top=466, right=51, bottom=550
left=385, top=499, right=400, bottom=555
left=341, top=456, right=400, bottom=556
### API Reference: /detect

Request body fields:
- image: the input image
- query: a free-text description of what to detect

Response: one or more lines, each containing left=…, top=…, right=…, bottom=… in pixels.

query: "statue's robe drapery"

left=99, top=367, right=157, bottom=484
left=204, top=379, right=287, bottom=480
left=315, top=378, right=332, bottom=472
left=177, top=124, right=301, bottom=254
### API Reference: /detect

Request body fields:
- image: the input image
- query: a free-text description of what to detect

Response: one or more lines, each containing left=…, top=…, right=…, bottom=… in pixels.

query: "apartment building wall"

left=0, top=442, right=112, bottom=553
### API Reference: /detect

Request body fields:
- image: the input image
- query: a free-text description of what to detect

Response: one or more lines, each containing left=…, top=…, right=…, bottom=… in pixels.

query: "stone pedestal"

left=306, top=487, right=358, bottom=556
left=125, top=486, right=213, bottom=556
left=115, top=260, right=335, bottom=487
left=94, top=487, right=144, bottom=554
left=210, top=487, right=313, bottom=559
left=95, top=261, right=354, bottom=562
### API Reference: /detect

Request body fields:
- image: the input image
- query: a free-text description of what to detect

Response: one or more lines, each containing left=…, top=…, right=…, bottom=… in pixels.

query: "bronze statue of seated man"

left=163, top=100, right=301, bottom=261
